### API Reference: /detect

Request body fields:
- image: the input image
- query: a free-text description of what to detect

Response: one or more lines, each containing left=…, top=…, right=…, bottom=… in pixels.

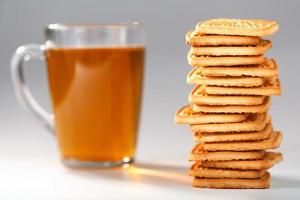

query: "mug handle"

left=11, top=44, right=55, bottom=133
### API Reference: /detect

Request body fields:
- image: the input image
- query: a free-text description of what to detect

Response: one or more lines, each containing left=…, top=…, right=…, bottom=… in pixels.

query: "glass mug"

left=11, top=23, right=145, bottom=167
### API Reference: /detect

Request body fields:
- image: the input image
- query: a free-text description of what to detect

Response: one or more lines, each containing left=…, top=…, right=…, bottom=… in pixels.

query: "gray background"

left=0, top=0, right=300, bottom=199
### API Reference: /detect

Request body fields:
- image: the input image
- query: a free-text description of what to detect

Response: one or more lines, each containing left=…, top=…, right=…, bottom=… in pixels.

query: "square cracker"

left=192, top=96, right=271, bottom=113
left=192, top=58, right=278, bottom=78
left=189, top=91, right=265, bottom=106
left=190, top=163, right=266, bottom=179
left=186, top=31, right=261, bottom=46
left=190, top=113, right=270, bottom=133
left=189, top=150, right=265, bottom=161
left=196, top=18, right=279, bottom=36
left=193, top=172, right=271, bottom=189
left=187, top=69, right=265, bottom=87
left=189, top=40, right=271, bottom=56
left=197, top=152, right=283, bottom=170
left=193, top=122, right=272, bottom=143
left=175, top=105, right=248, bottom=124
left=194, top=131, right=282, bottom=152
left=192, top=78, right=281, bottom=96
left=188, top=53, right=264, bottom=67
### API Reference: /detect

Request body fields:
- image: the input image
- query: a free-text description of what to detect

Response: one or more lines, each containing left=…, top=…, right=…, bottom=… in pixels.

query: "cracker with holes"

left=189, top=58, right=278, bottom=78
left=193, top=122, right=273, bottom=143
left=188, top=53, right=264, bottom=67
left=193, top=172, right=271, bottom=189
left=175, top=105, right=248, bottom=124
left=193, top=131, right=282, bottom=152
left=196, top=152, right=282, bottom=170
left=195, top=18, right=279, bottom=36
left=192, top=96, right=271, bottom=113
left=189, top=150, right=266, bottom=161
left=189, top=40, right=271, bottom=56
left=186, top=31, right=261, bottom=46
left=189, top=162, right=266, bottom=179
left=190, top=113, right=270, bottom=133
left=191, top=78, right=281, bottom=96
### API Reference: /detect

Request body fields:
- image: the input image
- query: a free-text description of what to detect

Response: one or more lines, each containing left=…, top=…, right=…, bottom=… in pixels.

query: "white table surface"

left=1, top=126, right=300, bottom=200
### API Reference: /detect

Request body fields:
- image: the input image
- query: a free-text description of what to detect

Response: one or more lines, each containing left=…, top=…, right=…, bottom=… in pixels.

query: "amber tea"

left=46, top=47, right=144, bottom=162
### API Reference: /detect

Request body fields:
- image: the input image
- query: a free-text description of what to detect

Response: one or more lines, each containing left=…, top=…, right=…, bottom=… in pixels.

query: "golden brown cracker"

left=189, top=90, right=265, bottom=106
left=193, top=172, right=270, bottom=189
left=189, top=150, right=265, bottom=161
left=195, top=58, right=278, bottom=78
left=189, top=40, right=271, bottom=56
left=191, top=113, right=269, bottom=133
left=196, top=18, right=279, bottom=36
left=194, top=131, right=282, bottom=152
left=193, top=78, right=281, bottom=96
left=186, top=31, right=261, bottom=46
left=188, top=54, right=265, bottom=67
left=194, top=122, right=272, bottom=143
left=192, top=96, right=271, bottom=113
left=190, top=163, right=266, bottom=179
left=198, top=152, right=283, bottom=170
left=175, top=105, right=248, bottom=124
left=187, top=69, right=265, bottom=87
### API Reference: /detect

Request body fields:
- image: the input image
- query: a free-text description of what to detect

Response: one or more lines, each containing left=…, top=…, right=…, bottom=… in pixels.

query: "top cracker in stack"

left=175, top=18, right=282, bottom=189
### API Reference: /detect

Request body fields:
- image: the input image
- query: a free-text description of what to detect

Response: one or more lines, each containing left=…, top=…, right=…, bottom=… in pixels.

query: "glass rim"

left=46, top=22, right=144, bottom=31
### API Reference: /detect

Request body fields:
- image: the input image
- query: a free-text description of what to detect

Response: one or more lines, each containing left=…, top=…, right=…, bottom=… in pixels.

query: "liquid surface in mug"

left=46, top=47, right=144, bottom=162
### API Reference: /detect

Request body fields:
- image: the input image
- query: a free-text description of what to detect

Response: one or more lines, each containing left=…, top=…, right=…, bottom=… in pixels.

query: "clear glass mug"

left=11, top=23, right=145, bottom=167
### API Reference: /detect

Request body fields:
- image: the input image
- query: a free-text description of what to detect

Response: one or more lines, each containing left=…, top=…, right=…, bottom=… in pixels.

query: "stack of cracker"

left=175, top=19, right=283, bottom=189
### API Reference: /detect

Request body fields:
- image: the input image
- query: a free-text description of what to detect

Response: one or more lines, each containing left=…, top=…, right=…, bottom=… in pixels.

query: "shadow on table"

left=65, top=163, right=300, bottom=191
left=66, top=162, right=192, bottom=189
